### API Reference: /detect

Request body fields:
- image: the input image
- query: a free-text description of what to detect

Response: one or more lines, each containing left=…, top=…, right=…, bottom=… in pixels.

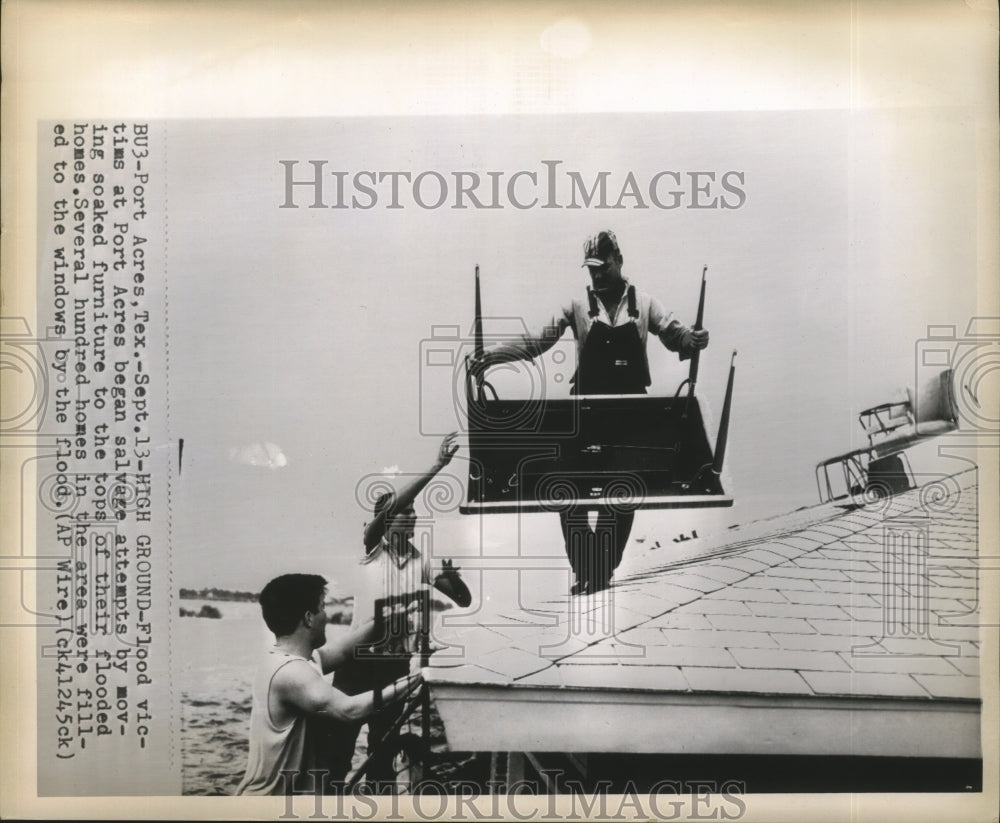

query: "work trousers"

left=558, top=505, right=635, bottom=588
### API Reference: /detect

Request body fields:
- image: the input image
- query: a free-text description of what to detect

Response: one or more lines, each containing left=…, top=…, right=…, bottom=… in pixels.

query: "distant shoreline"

left=179, top=587, right=257, bottom=602
left=179, top=589, right=354, bottom=624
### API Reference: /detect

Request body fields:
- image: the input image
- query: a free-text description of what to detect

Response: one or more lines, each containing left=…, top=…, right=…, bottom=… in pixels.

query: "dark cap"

left=582, top=230, right=621, bottom=267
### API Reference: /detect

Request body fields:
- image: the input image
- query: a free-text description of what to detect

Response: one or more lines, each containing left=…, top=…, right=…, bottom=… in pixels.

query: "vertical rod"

left=469, top=264, right=484, bottom=405
left=420, top=587, right=431, bottom=743
left=686, top=265, right=708, bottom=400
left=474, top=264, right=483, bottom=359
left=712, top=350, right=737, bottom=476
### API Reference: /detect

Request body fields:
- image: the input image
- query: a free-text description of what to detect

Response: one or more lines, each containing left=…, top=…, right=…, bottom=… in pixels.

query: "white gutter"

left=429, top=683, right=981, bottom=758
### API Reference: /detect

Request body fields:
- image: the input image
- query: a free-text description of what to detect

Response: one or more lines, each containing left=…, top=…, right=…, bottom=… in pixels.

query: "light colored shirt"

left=491, top=279, right=694, bottom=363
left=235, top=649, right=325, bottom=796
left=351, top=540, right=431, bottom=654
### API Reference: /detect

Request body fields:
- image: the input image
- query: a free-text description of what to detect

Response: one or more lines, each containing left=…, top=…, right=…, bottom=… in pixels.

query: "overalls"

left=562, top=285, right=646, bottom=591
left=574, top=284, right=650, bottom=396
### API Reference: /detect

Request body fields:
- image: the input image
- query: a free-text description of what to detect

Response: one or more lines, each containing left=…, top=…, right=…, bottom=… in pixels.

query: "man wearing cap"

left=470, top=230, right=709, bottom=594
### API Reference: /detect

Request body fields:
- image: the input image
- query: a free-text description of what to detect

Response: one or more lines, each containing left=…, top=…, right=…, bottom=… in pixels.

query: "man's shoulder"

left=623, top=280, right=652, bottom=300
left=629, top=284, right=670, bottom=312
left=563, top=293, right=589, bottom=315
left=266, top=653, right=321, bottom=690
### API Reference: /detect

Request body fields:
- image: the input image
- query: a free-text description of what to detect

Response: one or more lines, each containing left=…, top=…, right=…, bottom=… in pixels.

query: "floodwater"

left=176, top=599, right=274, bottom=795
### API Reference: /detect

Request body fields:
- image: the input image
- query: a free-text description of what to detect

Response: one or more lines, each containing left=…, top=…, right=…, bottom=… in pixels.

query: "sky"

left=161, top=108, right=981, bottom=595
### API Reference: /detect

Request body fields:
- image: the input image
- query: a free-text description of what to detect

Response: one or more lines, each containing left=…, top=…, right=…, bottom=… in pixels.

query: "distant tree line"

left=179, top=587, right=258, bottom=602
left=180, top=604, right=223, bottom=619
left=178, top=587, right=354, bottom=623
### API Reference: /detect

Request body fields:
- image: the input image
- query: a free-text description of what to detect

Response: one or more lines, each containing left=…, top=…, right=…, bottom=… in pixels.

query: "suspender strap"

left=587, top=285, right=639, bottom=320
left=626, top=284, right=638, bottom=319
left=588, top=284, right=638, bottom=320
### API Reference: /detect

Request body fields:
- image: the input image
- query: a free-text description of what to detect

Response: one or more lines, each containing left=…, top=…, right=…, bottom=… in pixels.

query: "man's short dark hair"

left=258, top=574, right=327, bottom=637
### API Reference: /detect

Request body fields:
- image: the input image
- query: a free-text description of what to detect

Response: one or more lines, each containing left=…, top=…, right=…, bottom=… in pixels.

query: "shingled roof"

left=425, top=467, right=981, bottom=757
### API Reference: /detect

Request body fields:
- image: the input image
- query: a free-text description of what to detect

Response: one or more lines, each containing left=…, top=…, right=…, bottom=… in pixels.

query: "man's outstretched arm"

left=469, top=311, right=571, bottom=377
left=278, top=660, right=421, bottom=723
left=316, top=615, right=377, bottom=674
left=649, top=297, right=709, bottom=361
left=363, top=432, right=459, bottom=551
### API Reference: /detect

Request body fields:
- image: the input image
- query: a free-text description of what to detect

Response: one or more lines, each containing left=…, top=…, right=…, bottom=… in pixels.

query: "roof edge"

left=429, top=682, right=981, bottom=758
